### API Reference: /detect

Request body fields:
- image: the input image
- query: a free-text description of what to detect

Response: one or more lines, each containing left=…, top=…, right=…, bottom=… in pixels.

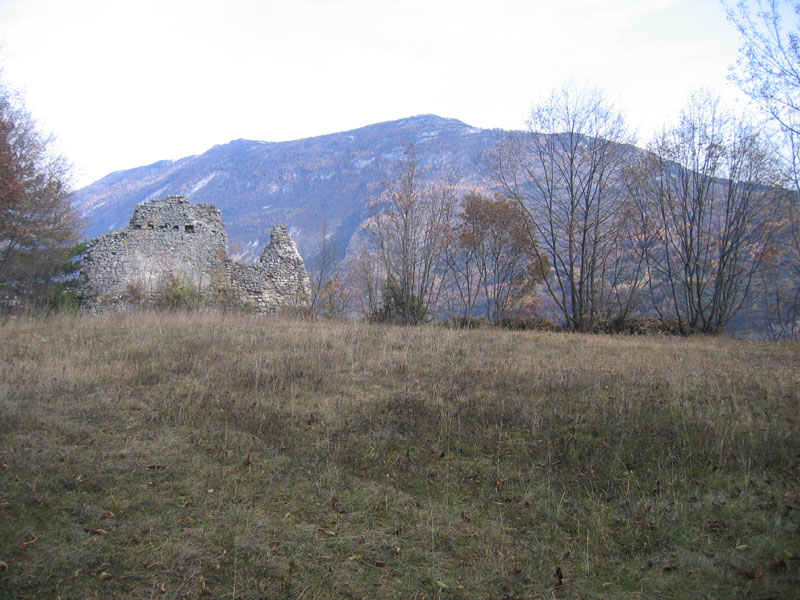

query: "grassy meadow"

left=0, top=312, right=798, bottom=599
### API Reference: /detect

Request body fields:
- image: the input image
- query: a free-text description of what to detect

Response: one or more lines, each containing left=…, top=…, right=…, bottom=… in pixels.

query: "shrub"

left=496, top=316, right=559, bottom=331
left=46, top=284, right=81, bottom=315
left=439, top=316, right=488, bottom=329
left=369, top=279, right=428, bottom=325
left=153, top=274, right=204, bottom=311
left=604, top=318, right=687, bottom=336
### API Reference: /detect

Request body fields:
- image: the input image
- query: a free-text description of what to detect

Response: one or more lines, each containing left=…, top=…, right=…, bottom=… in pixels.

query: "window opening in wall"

left=173, top=226, right=180, bottom=231
left=146, top=223, right=154, bottom=230
left=185, top=225, right=195, bottom=233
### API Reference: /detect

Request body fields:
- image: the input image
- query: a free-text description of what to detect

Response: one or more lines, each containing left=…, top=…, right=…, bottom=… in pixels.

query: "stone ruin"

left=80, top=195, right=311, bottom=313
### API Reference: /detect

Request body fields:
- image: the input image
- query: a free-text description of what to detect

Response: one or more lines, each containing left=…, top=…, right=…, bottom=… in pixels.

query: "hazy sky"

left=0, top=0, right=746, bottom=187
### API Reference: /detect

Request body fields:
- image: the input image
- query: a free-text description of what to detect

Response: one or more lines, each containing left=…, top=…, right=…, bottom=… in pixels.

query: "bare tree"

left=489, top=83, right=639, bottom=331
left=725, top=0, right=800, bottom=336
left=308, top=218, right=352, bottom=317
left=346, top=246, right=383, bottom=318
left=633, top=93, right=780, bottom=334
left=758, top=234, right=800, bottom=338
left=442, top=206, right=482, bottom=320
left=724, top=1, right=800, bottom=143
left=366, top=144, right=454, bottom=324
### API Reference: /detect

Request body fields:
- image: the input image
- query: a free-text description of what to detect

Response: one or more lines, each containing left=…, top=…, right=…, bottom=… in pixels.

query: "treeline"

left=309, top=87, right=798, bottom=337
left=310, top=3, right=800, bottom=338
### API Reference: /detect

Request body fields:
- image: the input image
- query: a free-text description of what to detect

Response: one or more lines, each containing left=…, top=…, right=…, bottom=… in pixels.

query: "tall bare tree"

left=308, top=218, right=352, bottom=317
left=489, top=83, right=639, bottom=331
left=724, top=1, right=800, bottom=144
left=366, top=144, right=454, bottom=324
left=632, top=93, right=780, bottom=334
left=346, top=246, right=383, bottom=318
left=442, top=203, right=483, bottom=320
left=725, top=0, right=800, bottom=336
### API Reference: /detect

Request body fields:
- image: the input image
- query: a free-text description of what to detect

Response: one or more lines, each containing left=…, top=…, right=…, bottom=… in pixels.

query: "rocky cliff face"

left=80, top=195, right=310, bottom=313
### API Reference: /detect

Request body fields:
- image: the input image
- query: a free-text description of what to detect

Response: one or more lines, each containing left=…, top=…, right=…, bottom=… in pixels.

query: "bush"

left=604, top=318, right=687, bottom=336
left=153, top=275, right=204, bottom=311
left=46, top=284, right=81, bottom=315
left=439, top=316, right=489, bottom=329
left=369, top=279, right=428, bottom=325
left=496, top=316, right=559, bottom=331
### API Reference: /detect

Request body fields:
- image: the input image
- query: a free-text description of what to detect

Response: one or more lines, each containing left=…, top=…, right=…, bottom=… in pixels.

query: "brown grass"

left=0, top=312, right=798, bottom=598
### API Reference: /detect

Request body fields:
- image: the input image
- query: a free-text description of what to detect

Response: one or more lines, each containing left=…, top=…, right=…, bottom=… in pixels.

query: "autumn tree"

left=457, top=192, right=547, bottom=323
left=489, top=83, right=641, bottom=331
left=0, top=75, right=82, bottom=312
left=631, top=93, right=780, bottom=334
left=367, top=145, right=454, bottom=324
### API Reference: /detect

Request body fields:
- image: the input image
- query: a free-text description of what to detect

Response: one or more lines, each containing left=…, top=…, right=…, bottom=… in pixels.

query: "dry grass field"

left=0, top=312, right=798, bottom=599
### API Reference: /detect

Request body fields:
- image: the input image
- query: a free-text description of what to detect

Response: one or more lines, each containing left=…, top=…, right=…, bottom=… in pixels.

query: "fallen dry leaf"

left=18, top=534, right=37, bottom=548
left=99, top=571, right=111, bottom=580
left=316, top=527, right=337, bottom=537
left=728, top=562, right=755, bottom=579
left=770, top=558, right=788, bottom=571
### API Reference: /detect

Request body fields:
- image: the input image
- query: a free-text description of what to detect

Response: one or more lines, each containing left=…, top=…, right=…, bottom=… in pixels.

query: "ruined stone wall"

left=80, top=195, right=311, bottom=313
left=224, top=226, right=312, bottom=312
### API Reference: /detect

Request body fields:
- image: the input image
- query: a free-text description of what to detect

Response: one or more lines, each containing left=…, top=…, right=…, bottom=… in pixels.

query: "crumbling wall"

left=224, top=226, right=312, bottom=312
left=80, top=195, right=311, bottom=313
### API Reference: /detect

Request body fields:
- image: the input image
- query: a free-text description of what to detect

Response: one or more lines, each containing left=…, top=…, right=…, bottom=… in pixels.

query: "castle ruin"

left=80, top=195, right=311, bottom=313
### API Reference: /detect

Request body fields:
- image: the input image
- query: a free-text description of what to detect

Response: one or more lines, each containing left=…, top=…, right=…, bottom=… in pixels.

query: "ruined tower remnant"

left=80, top=195, right=311, bottom=313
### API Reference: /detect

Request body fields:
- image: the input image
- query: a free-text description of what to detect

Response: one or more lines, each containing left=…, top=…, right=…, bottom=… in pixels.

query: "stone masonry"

left=80, top=195, right=311, bottom=313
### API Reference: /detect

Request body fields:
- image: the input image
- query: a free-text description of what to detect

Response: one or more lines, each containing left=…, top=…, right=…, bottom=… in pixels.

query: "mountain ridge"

left=72, top=114, right=506, bottom=262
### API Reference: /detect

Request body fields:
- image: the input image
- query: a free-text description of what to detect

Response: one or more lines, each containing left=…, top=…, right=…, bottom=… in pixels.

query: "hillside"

left=72, top=115, right=505, bottom=262
left=1, top=313, right=798, bottom=597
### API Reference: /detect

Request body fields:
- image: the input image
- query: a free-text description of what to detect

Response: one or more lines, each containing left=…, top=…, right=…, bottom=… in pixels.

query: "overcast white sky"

left=0, top=0, right=746, bottom=187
